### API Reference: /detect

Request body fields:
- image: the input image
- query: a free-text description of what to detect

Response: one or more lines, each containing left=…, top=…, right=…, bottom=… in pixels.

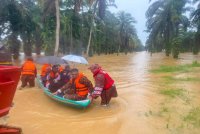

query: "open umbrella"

left=62, top=55, right=88, bottom=64
left=35, top=56, right=65, bottom=65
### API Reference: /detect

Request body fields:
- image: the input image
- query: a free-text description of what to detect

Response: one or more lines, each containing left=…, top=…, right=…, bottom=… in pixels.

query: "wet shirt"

left=21, top=61, right=37, bottom=76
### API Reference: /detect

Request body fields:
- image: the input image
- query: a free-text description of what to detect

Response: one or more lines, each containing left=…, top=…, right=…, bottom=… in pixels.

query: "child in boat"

left=53, top=68, right=94, bottom=101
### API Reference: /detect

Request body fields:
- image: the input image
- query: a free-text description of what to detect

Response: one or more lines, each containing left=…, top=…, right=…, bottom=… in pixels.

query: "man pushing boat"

left=88, top=64, right=118, bottom=106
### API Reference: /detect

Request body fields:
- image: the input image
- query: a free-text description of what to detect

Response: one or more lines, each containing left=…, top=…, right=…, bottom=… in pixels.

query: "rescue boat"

left=36, top=76, right=91, bottom=108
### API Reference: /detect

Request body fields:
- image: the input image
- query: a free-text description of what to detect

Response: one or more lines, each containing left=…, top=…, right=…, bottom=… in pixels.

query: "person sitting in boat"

left=40, top=63, right=51, bottom=86
left=46, top=65, right=62, bottom=93
left=59, top=63, right=71, bottom=87
left=58, top=64, right=64, bottom=72
left=88, top=64, right=118, bottom=106
left=53, top=68, right=93, bottom=101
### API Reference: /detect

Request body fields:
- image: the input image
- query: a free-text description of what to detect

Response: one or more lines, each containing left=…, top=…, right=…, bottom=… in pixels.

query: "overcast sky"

left=110, top=0, right=151, bottom=45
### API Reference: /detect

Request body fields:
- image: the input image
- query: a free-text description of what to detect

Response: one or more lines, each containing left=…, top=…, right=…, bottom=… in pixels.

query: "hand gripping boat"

left=36, top=76, right=91, bottom=108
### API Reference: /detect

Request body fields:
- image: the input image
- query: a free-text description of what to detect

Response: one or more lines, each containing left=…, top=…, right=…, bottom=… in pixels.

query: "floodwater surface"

left=8, top=52, right=200, bottom=134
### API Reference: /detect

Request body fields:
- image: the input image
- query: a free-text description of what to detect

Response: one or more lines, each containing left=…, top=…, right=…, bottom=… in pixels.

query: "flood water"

left=8, top=52, right=200, bottom=134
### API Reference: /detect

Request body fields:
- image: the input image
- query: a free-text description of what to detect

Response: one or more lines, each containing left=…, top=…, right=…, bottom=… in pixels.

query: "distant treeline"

left=0, top=0, right=144, bottom=59
left=146, top=0, right=200, bottom=58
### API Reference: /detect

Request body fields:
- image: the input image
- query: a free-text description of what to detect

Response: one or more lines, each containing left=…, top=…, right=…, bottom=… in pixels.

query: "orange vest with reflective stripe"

left=41, top=64, right=51, bottom=76
left=71, top=73, right=89, bottom=97
left=21, top=61, right=36, bottom=75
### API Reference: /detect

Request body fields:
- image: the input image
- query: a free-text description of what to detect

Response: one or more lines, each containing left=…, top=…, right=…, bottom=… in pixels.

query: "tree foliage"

left=0, top=0, right=143, bottom=58
left=146, top=0, right=200, bottom=58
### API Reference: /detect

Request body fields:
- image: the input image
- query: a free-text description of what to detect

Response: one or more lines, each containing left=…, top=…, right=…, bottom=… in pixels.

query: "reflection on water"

left=9, top=52, right=200, bottom=134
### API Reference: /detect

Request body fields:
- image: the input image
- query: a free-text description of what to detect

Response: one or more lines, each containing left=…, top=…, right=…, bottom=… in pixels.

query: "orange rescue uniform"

left=59, top=66, right=64, bottom=72
left=70, top=73, right=89, bottom=97
left=21, top=60, right=37, bottom=88
left=41, top=64, right=51, bottom=77
left=21, top=60, right=37, bottom=76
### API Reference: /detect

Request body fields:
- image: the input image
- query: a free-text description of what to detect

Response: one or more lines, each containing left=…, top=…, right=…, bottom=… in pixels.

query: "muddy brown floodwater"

left=7, top=52, right=200, bottom=134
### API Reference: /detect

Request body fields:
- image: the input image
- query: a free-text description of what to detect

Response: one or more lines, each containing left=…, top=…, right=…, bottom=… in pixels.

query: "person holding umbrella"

left=88, top=64, right=118, bottom=106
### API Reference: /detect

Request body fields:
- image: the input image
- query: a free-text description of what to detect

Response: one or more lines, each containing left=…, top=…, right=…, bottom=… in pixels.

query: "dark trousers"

left=49, top=82, right=63, bottom=93
left=63, top=88, right=87, bottom=101
left=101, top=85, right=118, bottom=105
left=21, top=74, right=35, bottom=88
left=64, top=94, right=87, bottom=101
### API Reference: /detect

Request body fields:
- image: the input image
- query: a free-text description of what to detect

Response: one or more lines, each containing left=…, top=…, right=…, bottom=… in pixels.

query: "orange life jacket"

left=71, top=73, right=89, bottom=97
left=45, top=71, right=60, bottom=86
left=49, top=71, right=59, bottom=79
left=21, top=61, right=36, bottom=75
left=41, top=64, right=51, bottom=76
left=59, top=66, right=63, bottom=72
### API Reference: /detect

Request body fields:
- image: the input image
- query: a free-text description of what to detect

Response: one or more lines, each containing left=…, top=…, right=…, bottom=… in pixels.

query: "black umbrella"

left=35, top=56, right=65, bottom=65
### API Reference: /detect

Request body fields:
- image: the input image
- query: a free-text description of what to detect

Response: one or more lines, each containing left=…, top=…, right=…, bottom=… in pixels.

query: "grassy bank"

left=151, top=61, right=200, bottom=73
left=147, top=61, right=200, bottom=132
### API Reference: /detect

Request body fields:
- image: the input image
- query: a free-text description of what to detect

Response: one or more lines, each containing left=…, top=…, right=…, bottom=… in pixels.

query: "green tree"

left=146, top=0, right=190, bottom=58
left=117, top=11, right=137, bottom=55
left=86, top=0, right=116, bottom=57
left=0, top=0, right=143, bottom=57
left=0, top=0, right=23, bottom=59
left=191, top=0, right=200, bottom=54
left=40, top=0, right=59, bottom=56
left=19, top=0, right=37, bottom=56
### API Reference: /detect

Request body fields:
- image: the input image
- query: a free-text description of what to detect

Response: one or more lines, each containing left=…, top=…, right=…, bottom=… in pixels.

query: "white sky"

left=110, top=0, right=151, bottom=46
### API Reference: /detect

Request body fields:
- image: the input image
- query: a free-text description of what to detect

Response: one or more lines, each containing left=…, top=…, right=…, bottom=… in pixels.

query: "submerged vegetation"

left=184, top=107, right=200, bottom=128
left=163, top=76, right=200, bottom=83
left=151, top=61, right=200, bottom=73
left=147, top=59, right=200, bottom=132
left=159, top=88, right=185, bottom=98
